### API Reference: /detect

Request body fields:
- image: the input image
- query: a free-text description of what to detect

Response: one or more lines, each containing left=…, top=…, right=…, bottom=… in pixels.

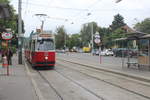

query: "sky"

left=10, top=0, right=150, bottom=37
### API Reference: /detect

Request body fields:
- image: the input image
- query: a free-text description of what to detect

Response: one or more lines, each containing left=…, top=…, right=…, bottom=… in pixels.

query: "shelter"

left=115, top=31, right=150, bottom=70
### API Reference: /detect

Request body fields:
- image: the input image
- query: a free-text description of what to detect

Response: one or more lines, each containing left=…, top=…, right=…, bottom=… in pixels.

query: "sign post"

left=1, top=31, right=13, bottom=76
left=94, top=32, right=101, bottom=64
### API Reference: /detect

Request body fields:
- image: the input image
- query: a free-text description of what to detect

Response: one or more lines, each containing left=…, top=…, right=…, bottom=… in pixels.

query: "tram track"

left=25, top=60, right=103, bottom=100
left=56, top=59, right=150, bottom=100
left=38, top=69, right=105, bottom=100
left=53, top=69, right=106, bottom=100
left=57, top=55, right=150, bottom=83
left=25, top=60, right=63, bottom=100
left=37, top=71, right=64, bottom=100
left=25, top=58, right=150, bottom=100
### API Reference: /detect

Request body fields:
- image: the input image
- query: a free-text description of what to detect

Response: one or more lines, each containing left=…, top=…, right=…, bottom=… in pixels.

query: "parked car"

left=101, top=49, right=114, bottom=56
left=56, top=49, right=65, bottom=53
left=92, top=49, right=99, bottom=55
left=113, top=48, right=138, bottom=57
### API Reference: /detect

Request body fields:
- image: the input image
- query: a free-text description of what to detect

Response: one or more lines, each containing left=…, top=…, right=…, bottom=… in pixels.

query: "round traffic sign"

left=94, top=38, right=101, bottom=44
left=1, top=32, right=13, bottom=40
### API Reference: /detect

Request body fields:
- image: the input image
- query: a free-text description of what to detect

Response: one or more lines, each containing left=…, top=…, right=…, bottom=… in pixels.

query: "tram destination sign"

left=39, top=34, right=52, bottom=37
left=1, top=32, right=13, bottom=40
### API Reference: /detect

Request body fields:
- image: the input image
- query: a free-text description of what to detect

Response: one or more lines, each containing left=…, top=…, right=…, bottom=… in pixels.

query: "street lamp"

left=64, top=21, right=74, bottom=51
left=87, top=13, right=94, bottom=53
left=115, top=0, right=122, bottom=3
left=18, top=0, right=23, bottom=64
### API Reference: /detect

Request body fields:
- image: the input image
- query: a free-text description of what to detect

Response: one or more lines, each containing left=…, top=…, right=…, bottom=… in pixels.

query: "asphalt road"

left=57, top=52, right=137, bottom=68
left=25, top=53, right=150, bottom=100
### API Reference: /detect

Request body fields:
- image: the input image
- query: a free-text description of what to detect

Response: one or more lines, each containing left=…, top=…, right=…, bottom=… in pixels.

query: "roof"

left=140, top=34, right=150, bottom=39
left=115, top=38, right=127, bottom=41
left=121, top=25, right=135, bottom=33
left=115, top=31, right=148, bottom=41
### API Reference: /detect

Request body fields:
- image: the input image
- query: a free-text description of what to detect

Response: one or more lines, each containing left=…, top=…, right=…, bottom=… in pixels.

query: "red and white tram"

left=25, top=32, right=55, bottom=67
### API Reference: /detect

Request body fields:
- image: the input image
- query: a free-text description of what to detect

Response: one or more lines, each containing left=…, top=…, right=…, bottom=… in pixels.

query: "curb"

left=58, top=58, right=150, bottom=83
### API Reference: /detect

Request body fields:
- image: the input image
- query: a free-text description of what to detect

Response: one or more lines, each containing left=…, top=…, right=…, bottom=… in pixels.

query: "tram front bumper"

left=33, top=61, right=55, bottom=66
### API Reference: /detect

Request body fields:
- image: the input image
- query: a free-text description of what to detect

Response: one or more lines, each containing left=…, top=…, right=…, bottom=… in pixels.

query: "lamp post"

left=18, top=0, right=22, bottom=64
left=64, top=20, right=73, bottom=51
left=115, top=0, right=122, bottom=3
left=87, top=13, right=94, bottom=53
left=91, top=22, right=94, bottom=53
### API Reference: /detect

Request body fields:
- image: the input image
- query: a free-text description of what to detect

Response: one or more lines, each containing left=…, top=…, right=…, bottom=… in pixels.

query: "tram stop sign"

left=1, top=32, right=13, bottom=40
left=94, top=38, right=101, bottom=44
left=94, top=32, right=101, bottom=44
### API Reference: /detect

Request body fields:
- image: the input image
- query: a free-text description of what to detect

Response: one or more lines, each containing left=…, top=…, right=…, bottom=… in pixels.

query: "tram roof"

left=31, top=32, right=54, bottom=40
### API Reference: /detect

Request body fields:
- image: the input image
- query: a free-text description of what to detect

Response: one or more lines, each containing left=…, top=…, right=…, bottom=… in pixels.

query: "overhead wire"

left=71, top=0, right=103, bottom=25
left=12, top=1, right=89, bottom=11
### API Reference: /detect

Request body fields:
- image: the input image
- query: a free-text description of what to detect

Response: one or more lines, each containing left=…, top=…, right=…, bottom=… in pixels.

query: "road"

left=25, top=53, right=150, bottom=100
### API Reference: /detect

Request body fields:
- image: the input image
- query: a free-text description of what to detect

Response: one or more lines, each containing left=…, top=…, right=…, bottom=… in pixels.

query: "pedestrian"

left=2, top=49, right=8, bottom=67
left=6, top=48, right=13, bottom=65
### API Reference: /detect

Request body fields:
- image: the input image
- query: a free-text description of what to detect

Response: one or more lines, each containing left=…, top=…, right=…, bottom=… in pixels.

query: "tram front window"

left=36, top=39, right=54, bottom=51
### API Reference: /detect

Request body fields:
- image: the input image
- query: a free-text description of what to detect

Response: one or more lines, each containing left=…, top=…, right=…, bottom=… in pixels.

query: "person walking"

left=2, top=49, right=8, bottom=68
left=6, top=48, right=13, bottom=65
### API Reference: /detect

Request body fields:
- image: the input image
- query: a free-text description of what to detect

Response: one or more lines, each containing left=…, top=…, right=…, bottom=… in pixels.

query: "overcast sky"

left=10, top=0, right=150, bottom=37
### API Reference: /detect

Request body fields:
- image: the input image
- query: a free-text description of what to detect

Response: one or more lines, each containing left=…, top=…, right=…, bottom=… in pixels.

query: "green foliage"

left=11, top=46, right=17, bottom=53
left=55, top=26, right=67, bottom=49
left=80, top=22, right=98, bottom=46
left=134, top=18, right=150, bottom=33
left=102, top=28, right=126, bottom=48
left=111, top=28, right=126, bottom=39
left=0, top=0, right=9, bottom=3
left=110, top=14, right=126, bottom=31
left=0, top=0, right=20, bottom=49
left=67, top=34, right=81, bottom=49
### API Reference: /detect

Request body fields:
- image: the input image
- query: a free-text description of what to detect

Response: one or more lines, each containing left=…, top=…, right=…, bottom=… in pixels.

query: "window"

left=36, top=39, right=54, bottom=51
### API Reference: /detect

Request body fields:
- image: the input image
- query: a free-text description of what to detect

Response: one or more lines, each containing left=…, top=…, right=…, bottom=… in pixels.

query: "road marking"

left=25, top=62, right=45, bottom=100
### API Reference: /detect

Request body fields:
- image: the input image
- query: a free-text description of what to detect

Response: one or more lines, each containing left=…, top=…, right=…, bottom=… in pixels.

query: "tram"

left=25, top=31, right=55, bottom=68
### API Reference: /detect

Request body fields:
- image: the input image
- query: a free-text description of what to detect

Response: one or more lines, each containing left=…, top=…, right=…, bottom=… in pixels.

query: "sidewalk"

left=57, top=53, right=150, bottom=83
left=0, top=55, right=38, bottom=100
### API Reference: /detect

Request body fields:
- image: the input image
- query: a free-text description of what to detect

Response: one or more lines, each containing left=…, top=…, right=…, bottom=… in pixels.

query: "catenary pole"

left=18, top=0, right=22, bottom=64
left=91, top=23, right=94, bottom=53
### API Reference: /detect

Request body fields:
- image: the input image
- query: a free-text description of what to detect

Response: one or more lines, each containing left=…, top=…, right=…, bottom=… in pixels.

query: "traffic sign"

left=94, top=38, right=101, bottom=44
left=95, top=32, right=100, bottom=39
left=1, top=32, right=13, bottom=40
left=94, top=31, right=101, bottom=44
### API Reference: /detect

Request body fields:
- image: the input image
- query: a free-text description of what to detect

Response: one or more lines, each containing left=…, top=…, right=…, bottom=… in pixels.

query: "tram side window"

left=31, top=41, right=36, bottom=51
left=36, top=39, right=54, bottom=51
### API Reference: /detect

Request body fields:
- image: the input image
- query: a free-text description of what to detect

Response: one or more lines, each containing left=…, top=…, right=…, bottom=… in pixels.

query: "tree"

left=0, top=0, right=9, bottom=3
left=80, top=22, right=98, bottom=46
left=134, top=18, right=150, bottom=33
left=110, top=14, right=126, bottom=31
left=97, top=27, right=111, bottom=49
left=55, top=25, right=67, bottom=49
left=0, top=0, right=19, bottom=50
left=67, top=34, right=81, bottom=49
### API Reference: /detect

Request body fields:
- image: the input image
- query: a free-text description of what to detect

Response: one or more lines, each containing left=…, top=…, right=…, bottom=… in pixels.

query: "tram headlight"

left=45, top=56, right=48, bottom=60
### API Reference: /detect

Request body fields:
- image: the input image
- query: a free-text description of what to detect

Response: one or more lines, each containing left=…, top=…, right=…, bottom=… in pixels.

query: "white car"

left=100, top=49, right=114, bottom=56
